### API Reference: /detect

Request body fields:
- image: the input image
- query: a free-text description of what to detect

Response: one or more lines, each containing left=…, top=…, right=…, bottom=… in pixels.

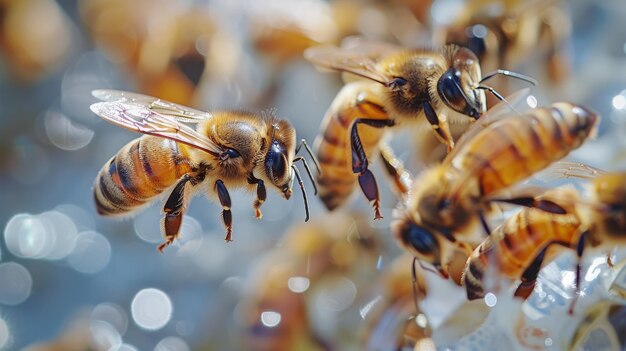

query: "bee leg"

left=423, top=101, right=454, bottom=152
left=569, top=231, right=588, bottom=315
left=159, top=174, right=192, bottom=252
left=215, top=179, right=233, bottom=242
left=247, top=175, right=266, bottom=219
left=379, top=143, right=412, bottom=197
left=514, top=240, right=571, bottom=300
left=350, top=118, right=395, bottom=219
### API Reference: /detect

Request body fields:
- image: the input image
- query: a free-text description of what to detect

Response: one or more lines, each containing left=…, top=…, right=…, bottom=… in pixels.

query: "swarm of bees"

left=86, top=0, right=626, bottom=349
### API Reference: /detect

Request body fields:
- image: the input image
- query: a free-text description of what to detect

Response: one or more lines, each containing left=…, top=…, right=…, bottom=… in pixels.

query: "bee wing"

left=445, top=88, right=532, bottom=162
left=304, top=40, right=400, bottom=85
left=534, top=161, right=607, bottom=183
left=92, top=89, right=211, bottom=123
left=90, top=99, right=222, bottom=156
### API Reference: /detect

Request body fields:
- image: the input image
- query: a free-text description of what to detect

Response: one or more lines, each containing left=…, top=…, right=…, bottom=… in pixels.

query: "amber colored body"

left=463, top=194, right=582, bottom=299
left=94, top=112, right=291, bottom=215
left=313, top=45, right=486, bottom=212
left=394, top=103, right=599, bottom=274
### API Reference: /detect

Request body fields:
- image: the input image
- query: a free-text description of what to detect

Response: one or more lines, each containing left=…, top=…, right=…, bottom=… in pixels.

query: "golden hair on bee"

left=305, top=37, right=535, bottom=219
left=90, top=89, right=319, bottom=252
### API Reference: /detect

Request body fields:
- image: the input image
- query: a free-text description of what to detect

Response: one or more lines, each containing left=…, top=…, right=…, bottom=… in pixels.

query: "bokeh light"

left=0, top=318, right=11, bottom=349
left=67, top=231, right=112, bottom=274
left=0, top=262, right=33, bottom=305
left=131, top=288, right=173, bottom=331
left=89, top=320, right=122, bottom=351
left=111, top=343, right=138, bottom=351
left=260, top=311, right=281, bottom=328
left=4, top=214, right=48, bottom=259
left=287, top=276, right=310, bottom=293
left=44, top=109, right=95, bottom=151
left=92, top=302, right=129, bottom=336
left=155, top=336, right=190, bottom=351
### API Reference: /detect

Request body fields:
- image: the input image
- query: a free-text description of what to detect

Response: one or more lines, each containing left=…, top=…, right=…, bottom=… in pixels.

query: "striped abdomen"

left=463, top=208, right=582, bottom=300
left=315, top=82, right=389, bottom=210
left=452, top=103, right=599, bottom=197
left=94, top=136, right=193, bottom=215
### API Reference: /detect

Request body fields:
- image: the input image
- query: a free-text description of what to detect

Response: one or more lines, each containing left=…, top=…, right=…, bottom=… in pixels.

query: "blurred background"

left=1, top=0, right=626, bottom=350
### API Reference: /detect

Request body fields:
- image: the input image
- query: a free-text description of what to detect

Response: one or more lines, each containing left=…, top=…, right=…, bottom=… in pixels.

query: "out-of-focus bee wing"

left=534, top=161, right=607, bottom=183
left=92, top=89, right=211, bottom=123
left=304, top=44, right=395, bottom=85
left=445, top=88, right=532, bottom=163
left=90, top=100, right=222, bottom=156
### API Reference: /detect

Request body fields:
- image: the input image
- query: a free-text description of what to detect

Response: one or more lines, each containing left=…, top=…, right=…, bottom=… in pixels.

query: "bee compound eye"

left=400, top=222, right=439, bottom=256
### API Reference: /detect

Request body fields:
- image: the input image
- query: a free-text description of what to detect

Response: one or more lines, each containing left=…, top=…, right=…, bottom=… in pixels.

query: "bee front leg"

left=215, top=179, right=233, bottom=242
left=350, top=118, right=395, bottom=219
left=247, top=175, right=266, bottom=219
left=159, top=174, right=192, bottom=252
left=423, top=101, right=454, bottom=152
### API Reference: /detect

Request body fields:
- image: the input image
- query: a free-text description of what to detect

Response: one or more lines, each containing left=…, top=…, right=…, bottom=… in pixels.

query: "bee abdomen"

left=468, top=103, right=599, bottom=195
left=94, top=137, right=192, bottom=215
left=316, top=83, right=389, bottom=210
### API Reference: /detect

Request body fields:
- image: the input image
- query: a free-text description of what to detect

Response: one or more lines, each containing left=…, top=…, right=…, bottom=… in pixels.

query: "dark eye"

left=389, top=77, right=408, bottom=90
left=220, top=148, right=240, bottom=161
left=437, top=69, right=481, bottom=118
left=399, top=222, right=439, bottom=255
left=265, top=141, right=286, bottom=182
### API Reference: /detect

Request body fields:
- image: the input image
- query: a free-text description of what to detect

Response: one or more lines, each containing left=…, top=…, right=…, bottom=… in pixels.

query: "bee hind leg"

left=159, top=174, right=193, bottom=252
left=350, top=118, right=394, bottom=219
left=215, top=179, right=233, bottom=242
left=514, top=240, right=571, bottom=300
left=379, top=143, right=412, bottom=198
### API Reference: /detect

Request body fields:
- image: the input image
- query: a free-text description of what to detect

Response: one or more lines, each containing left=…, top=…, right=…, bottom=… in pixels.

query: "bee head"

left=437, top=46, right=486, bottom=119
left=264, top=119, right=296, bottom=199
left=392, top=216, right=444, bottom=274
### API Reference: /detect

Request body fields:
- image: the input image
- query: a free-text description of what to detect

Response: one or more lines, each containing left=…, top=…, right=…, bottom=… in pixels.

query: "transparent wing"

left=304, top=38, right=401, bottom=86
left=90, top=99, right=222, bottom=156
left=445, top=88, right=532, bottom=163
left=92, top=89, right=211, bottom=123
left=534, top=161, right=607, bottom=183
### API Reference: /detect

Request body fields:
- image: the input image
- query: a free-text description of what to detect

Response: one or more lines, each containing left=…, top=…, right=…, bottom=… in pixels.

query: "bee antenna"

left=296, top=139, right=321, bottom=175
left=479, top=69, right=537, bottom=86
left=291, top=164, right=310, bottom=222
left=474, top=85, right=520, bottom=114
left=294, top=156, right=318, bottom=195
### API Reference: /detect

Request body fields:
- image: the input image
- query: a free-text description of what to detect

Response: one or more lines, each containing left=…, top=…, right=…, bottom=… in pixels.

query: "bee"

left=239, top=212, right=381, bottom=351
left=392, top=101, right=599, bottom=278
left=464, top=171, right=626, bottom=307
left=462, top=187, right=584, bottom=301
left=90, top=89, right=318, bottom=251
left=438, top=0, right=571, bottom=85
left=305, top=38, right=534, bottom=218
left=359, top=254, right=432, bottom=351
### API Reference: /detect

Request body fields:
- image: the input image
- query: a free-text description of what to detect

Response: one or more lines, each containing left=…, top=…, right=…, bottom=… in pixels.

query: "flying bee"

left=464, top=171, right=626, bottom=310
left=90, top=89, right=318, bottom=252
left=392, top=100, right=599, bottom=278
left=437, top=0, right=571, bottom=86
left=305, top=38, right=534, bottom=218
left=462, top=186, right=584, bottom=301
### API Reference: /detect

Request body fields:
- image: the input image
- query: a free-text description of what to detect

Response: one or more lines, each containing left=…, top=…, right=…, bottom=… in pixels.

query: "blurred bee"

left=360, top=254, right=432, bottom=351
left=80, top=0, right=217, bottom=105
left=90, top=90, right=318, bottom=251
left=0, top=0, right=74, bottom=83
left=567, top=300, right=626, bottom=351
left=239, top=212, right=381, bottom=351
left=437, top=0, right=571, bottom=86
left=392, top=100, right=599, bottom=278
left=305, top=38, right=535, bottom=218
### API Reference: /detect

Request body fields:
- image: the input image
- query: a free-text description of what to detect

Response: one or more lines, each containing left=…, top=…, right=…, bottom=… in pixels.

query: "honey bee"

left=305, top=38, right=535, bottom=218
left=392, top=101, right=599, bottom=278
left=239, top=212, right=381, bottom=351
left=437, top=0, right=571, bottom=85
left=462, top=187, right=584, bottom=301
left=90, top=89, right=318, bottom=251
left=464, top=171, right=626, bottom=307
left=360, top=254, right=431, bottom=351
